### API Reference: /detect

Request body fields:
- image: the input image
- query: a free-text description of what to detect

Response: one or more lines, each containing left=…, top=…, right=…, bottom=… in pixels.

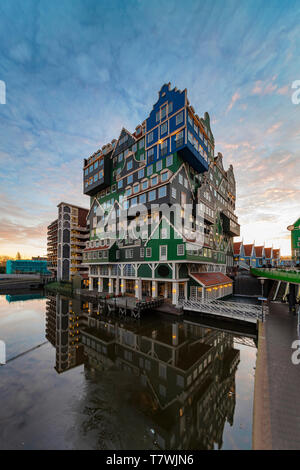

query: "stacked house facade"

left=82, top=84, right=240, bottom=304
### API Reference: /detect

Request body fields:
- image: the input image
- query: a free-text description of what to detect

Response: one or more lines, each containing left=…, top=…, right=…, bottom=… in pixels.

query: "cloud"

left=266, top=121, right=282, bottom=134
left=226, top=92, right=240, bottom=113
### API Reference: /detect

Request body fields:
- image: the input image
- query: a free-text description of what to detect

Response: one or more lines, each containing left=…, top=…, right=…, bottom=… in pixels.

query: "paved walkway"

left=253, top=302, right=300, bottom=449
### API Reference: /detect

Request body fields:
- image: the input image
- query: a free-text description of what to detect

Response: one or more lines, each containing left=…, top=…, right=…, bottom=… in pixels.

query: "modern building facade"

left=47, top=219, right=58, bottom=277
left=6, top=259, right=51, bottom=275
left=47, top=203, right=89, bottom=282
left=82, top=84, right=240, bottom=304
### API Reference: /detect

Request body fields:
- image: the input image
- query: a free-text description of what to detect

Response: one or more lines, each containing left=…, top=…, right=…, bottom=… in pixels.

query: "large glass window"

left=138, top=168, right=144, bottom=179
left=127, top=174, right=133, bottom=184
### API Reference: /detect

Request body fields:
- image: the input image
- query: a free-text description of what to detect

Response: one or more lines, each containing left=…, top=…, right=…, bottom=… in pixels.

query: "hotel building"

left=82, top=84, right=240, bottom=304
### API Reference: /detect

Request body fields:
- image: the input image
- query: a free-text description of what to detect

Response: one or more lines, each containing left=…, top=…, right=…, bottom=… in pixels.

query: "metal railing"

left=179, top=298, right=266, bottom=323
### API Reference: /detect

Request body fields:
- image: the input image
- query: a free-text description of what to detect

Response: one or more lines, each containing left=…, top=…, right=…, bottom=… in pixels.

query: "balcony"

left=83, top=157, right=111, bottom=196
left=220, top=212, right=240, bottom=237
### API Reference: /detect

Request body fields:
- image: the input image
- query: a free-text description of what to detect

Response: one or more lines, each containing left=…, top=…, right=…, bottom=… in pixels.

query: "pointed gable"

left=112, top=127, right=136, bottom=158
left=244, top=244, right=254, bottom=257
left=264, top=247, right=273, bottom=259
left=233, top=242, right=242, bottom=255
left=254, top=246, right=264, bottom=258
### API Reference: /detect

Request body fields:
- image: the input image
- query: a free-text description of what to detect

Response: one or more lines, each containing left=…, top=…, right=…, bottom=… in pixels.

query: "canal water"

left=0, top=292, right=257, bottom=450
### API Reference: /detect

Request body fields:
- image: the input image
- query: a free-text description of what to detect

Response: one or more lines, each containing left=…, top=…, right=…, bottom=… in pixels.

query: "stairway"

left=274, top=281, right=287, bottom=302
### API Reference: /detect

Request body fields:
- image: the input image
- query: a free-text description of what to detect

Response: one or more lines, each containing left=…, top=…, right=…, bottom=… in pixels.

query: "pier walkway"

left=180, top=299, right=265, bottom=324
left=253, top=302, right=300, bottom=449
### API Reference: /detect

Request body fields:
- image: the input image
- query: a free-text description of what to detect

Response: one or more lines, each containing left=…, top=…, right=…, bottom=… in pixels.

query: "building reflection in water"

left=46, top=294, right=242, bottom=450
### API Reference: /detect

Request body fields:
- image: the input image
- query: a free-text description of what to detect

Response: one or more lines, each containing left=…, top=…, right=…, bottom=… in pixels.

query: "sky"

left=0, top=0, right=299, bottom=258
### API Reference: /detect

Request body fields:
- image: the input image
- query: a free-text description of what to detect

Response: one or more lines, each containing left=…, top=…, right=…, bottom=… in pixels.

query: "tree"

left=16, top=252, right=21, bottom=260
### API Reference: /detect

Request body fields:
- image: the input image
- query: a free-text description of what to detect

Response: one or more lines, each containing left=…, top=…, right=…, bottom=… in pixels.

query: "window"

left=148, top=190, right=156, bottom=202
left=127, top=174, right=133, bottom=184
left=161, top=228, right=168, bottom=239
left=94, top=160, right=98, bottom=169
left=179, top=174, right=183, bottom=185
left=148, top=148, right=154, bottom=163
left=140, top=153, right=145, bottom=161
left=161, top=139, right=168, bottom=156
left=181, top=192, right=186, bottom=206
left=140, top=248, right=144, bottom=257
left=131, top=197, right=137, bottom=207
left=177, top=244, right=184, bottom=255
left=166, top=154, right=173, bottom=167
left=118, top=153, right=123, bottom=163
left=148, top=132, right=153, bottom=144
left=160, top=122, right=168, bottom=135
left=142, top=180, right=149, bottom=190
left=188, top=114, right=193, bottom=126
left=171, top=187, right=177, bottom=199
left=138, top=168, right=144, bottom=179
left=176, top=130, right=184, bottom=147
left=151, top=176, right=158, bottom=186
left=125, top=187, right=132, bottom=197
left=176, top=111, right=183, bottom=125
left=147, top=165, right=153, bottom=176
left=159, top=186, right=167, bottom=198
left=156, top=160, right=162, bottom=172
left=146, top=247, right=152, bottom=257
left=127, top=160, right=133, bottom=171
left=160, top=245, right=167, bottom=260
left=156, top=111, right=160, bottom=122
left=133, top=184, right=139, bottom=194
left=168, top=102, right=173, bottom=114
left=125, top=249, right=133, bottom=258
left=139, top=138, right=145, bottom=149
left=132, top=143, right=137, bottom=153
left=159, top=363, right=167, bottom=379
left=139, top=193, right=146, bottom=204
left=118, top=180, right=123, bottom=189
left=89, top=164, right=94, bottom=173
left=161, top=105, right=167, bottom=120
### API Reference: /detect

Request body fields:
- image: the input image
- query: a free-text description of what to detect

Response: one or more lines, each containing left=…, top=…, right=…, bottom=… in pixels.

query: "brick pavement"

left=253, top=302, right=300, bottom=449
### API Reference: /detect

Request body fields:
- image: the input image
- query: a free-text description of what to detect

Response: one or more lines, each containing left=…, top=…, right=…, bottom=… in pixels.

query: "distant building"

left=234, top=242, right=281, bottom=268
left=6, top=259, right=51, bottom=275
left=55, top=202, right=89, bottom=281
left=32, top=256, right=48, bottom=261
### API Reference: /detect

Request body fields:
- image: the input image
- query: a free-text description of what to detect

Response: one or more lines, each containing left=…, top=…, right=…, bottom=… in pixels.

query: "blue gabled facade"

left=145, top=83, right=209, bottom=173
